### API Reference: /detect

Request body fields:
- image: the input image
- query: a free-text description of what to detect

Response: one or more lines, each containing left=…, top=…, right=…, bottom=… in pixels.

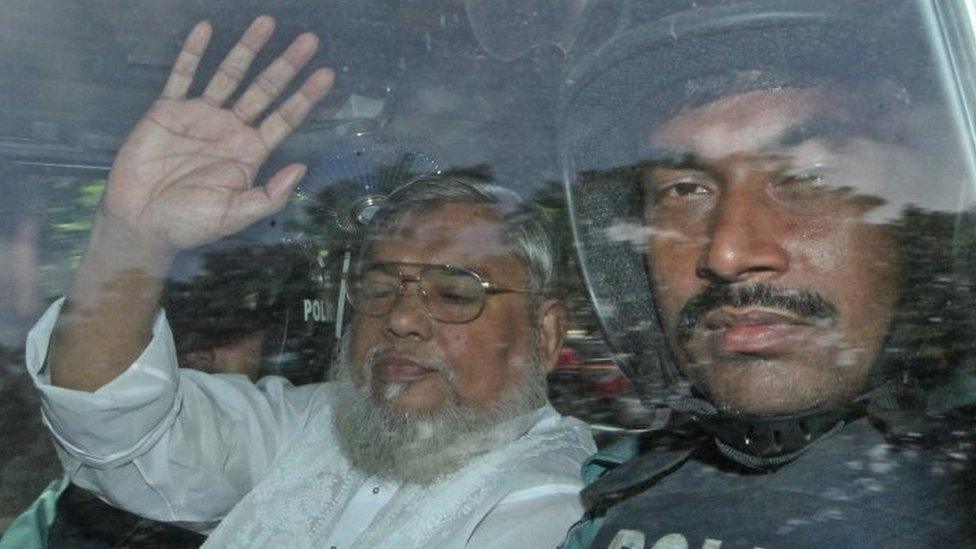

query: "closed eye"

left=775, top=164, right=852, bottom=201
left=356, top=283, right=398, bottom=299
left=439, top=293, right=479, bottom=304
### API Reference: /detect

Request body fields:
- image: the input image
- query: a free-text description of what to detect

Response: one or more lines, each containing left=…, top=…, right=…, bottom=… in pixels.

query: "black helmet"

left=559, top=0, right=976, bottom=461
left=163, top=230, right=335, bottom=385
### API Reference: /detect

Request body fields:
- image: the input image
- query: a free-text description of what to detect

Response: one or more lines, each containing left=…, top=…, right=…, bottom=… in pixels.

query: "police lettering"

left=609, top=531, right=766, bottom=549
left=302, top=299, right=332, bottom=322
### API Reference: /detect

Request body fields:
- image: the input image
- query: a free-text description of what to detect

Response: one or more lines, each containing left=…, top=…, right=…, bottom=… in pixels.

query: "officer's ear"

left=535, top=298, right=567, bottom=374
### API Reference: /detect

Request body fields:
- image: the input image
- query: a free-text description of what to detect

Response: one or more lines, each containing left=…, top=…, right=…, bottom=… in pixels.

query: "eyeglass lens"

left=348, top=263, right=487, bottom=323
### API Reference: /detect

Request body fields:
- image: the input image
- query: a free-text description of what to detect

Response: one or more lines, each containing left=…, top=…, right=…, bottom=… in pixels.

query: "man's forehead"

left=647, top=86, right=849, bottom=159
left=366, top=202, right=518, bottom=273
left=639, top=83, right=963, bottom=223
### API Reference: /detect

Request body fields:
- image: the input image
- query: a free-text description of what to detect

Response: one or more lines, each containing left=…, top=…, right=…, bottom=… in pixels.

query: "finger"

left=225, top=164, right=307, bottom=230
left=264, top=163, right=308, bottom=203
left=232, top=33, right=319, bottom=123
left=258, top=68, right=335, bottom=150
left=161, top=21, right=213, bottom=100
left=201, top=15, right=275, bottom=106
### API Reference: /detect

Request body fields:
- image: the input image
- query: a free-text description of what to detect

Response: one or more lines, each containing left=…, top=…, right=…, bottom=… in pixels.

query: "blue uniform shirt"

left=562, top=418, right=974, bottom=548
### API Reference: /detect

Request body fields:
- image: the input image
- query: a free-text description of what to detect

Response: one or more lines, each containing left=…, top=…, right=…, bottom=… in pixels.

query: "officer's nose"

left=383, top=282, right=434, bottom=341
left=696, top=185, right=789, bottom=284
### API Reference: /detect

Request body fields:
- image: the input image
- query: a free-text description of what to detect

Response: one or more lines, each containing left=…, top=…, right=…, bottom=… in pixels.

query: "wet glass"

left=0, top=2, right=618, bottom=537
left=2, top=0, right=975, bottom=544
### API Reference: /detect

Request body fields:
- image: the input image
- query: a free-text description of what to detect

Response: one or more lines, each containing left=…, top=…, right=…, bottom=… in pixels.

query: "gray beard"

left=329, top=333, right=548, bottom=485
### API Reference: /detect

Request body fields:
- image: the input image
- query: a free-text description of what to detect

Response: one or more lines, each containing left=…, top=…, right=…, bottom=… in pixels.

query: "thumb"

left=225, top=163, right=307, bottom=232
left=265, top=163, right=308, bottom=205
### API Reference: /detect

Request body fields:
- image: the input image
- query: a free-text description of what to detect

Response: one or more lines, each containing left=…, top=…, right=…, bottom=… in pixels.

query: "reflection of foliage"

left=886, top=207, right=976, bottom=388
left=165, top=243, right=306, bottom=348
left=28, top=175, right=345, bottom=384
left=164, top=241, right=334, bottom=384
left=36, top=177, right=105, bottom=301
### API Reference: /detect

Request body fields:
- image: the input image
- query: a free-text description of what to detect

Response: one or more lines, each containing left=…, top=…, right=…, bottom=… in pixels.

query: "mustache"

left=361, top=346, right=453, bottom=374
left=358, top=345, right=459, bottom=405
left=676, top=283, right=838, bottom=341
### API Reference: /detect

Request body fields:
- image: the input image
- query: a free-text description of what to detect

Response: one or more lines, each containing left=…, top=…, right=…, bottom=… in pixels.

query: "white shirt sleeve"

left=25, top=299, right=327, bottom=532
left=466, top=485, right=585, bottom=549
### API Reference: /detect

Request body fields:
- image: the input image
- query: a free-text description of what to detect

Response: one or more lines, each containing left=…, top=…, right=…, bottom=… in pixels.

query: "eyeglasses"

left=346, top=261, right=541, bottom=323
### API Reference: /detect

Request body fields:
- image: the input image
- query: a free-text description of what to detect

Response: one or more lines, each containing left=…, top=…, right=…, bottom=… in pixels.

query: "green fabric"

left=0, top=476, right=68, bottom=549
left=559, top=514, right=606, bottom=549
left=580, top=436, right=639, bottom=484
left=559, top=437, right=639, bottom=548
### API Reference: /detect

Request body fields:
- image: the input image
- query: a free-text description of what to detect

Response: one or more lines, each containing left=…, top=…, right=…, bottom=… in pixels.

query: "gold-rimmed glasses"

left=346, top=261, right=541, bottom=323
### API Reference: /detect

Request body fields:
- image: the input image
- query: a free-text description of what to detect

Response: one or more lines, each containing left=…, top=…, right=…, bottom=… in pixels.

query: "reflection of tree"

left=36, top=177, right=105, bottom=301
left=165, top=240, right=336, bottom=386
left=24, top=173, right=355, bottom=386
left=167, top=243, right=305, bottom=347
left=888, top=207, right=976, bottom=387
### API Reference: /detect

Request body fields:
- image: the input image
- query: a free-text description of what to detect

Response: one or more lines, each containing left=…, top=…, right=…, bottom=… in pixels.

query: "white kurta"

left=26, top=300, right=596, bottom=548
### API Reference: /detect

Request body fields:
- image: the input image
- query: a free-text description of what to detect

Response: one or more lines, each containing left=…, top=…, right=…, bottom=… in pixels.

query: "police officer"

left=559, top=1, right=976, bottom=546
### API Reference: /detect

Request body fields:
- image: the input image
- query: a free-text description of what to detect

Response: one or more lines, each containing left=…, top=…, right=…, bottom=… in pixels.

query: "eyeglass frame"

left=344, top=260, right=544, bottom=324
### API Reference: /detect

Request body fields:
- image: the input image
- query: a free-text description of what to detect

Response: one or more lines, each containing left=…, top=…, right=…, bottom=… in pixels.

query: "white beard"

left=329, top=333, right=548, bottom=485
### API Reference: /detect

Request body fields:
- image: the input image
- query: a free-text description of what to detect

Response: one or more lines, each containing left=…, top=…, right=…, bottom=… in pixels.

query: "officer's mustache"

left=676, top=283, right=839, bottom=343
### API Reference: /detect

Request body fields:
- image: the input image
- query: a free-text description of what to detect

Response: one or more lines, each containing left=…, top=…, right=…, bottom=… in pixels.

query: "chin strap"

left=712, top=422, right=847, bottom=469
left=663, top=381, right=911, bottom=470
left=695, top=406, right=858, bottom=469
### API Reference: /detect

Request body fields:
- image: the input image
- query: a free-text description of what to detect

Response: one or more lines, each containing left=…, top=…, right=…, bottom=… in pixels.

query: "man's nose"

left=383, top=282, right=433, bottom=341
left=696, top=186, right=789, bottom=283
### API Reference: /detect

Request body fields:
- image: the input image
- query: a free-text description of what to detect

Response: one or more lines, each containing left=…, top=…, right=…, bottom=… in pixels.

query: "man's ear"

left=535, top=298, right=568, bottom=374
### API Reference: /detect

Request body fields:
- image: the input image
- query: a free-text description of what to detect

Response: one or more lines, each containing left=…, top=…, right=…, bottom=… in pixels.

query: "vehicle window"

left=0, top=2, right=628, bottom=532
left=1, top=0, right=975, bottom=544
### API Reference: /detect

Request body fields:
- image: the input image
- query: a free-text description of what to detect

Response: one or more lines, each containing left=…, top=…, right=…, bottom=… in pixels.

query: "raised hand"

left=50, top=17, right=334, bottom=392
left=99, top=16, right=334, bottom=253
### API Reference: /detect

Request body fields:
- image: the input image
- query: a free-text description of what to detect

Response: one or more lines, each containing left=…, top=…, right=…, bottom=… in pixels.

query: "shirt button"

left=372, top=486, right=381, bottom=494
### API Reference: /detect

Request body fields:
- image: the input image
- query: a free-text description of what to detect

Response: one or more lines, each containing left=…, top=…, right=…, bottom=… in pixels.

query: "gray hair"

left=360, top=174, right=558, bottom=295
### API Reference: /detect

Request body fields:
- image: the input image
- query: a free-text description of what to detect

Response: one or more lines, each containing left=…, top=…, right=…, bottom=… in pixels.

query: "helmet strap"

left=662, top=383, right=911, bottom=469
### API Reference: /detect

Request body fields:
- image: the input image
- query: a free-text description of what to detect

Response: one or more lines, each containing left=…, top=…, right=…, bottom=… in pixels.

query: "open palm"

left=100, top=16, right=334, bottom=252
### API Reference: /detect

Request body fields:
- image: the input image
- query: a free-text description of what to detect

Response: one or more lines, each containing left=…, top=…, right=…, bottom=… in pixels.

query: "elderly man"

left=557, top=1, right=976, bottom=547
left=21, top=16, right=594, bottom=548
